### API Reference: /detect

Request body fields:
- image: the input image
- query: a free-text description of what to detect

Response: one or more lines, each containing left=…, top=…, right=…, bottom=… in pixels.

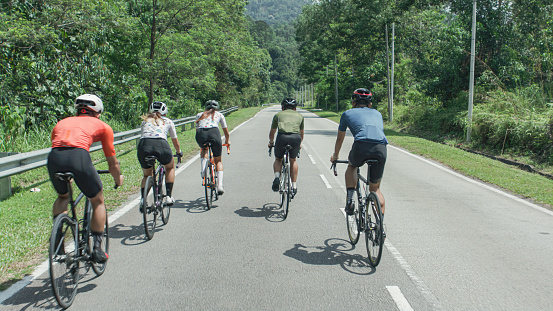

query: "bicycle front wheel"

left=365, top=192, right=384, bottom=267
left=204, top=163, right=213, bottom=210
left=160, top=172, right=170, bottom=225
left=89, top=202, right=109, bottom=276
left=49, top=214, right=79, bottom=309
left=346, top=189, right=361, bottom=245
left=143, top=176, right=157, bottom=240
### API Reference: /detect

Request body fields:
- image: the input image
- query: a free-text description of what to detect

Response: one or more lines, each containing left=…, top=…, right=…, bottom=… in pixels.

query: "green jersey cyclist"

left=330, top=88, right=388, bottom=221
left=47, top=94, right=124, bottom=263
left=269, top=98, right=304, bottom=196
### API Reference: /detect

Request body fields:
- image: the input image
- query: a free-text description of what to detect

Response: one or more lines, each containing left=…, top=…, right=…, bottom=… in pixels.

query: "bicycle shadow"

left=1, top=266, right=100, bottom=309
left=109, top=223, right=152, bottom=246
left=283, top=238, right=375, bottom=275
left=176, top=197, right=213, bottom=213
left=234, top=203, right=284, bottom=222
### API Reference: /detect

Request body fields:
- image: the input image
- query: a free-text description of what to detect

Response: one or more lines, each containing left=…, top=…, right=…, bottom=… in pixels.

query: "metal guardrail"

left=0, top=106, right=238, bottom=179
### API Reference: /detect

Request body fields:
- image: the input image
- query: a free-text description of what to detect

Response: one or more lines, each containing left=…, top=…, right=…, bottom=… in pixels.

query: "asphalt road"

left=1, top=106, right=552, bottom=310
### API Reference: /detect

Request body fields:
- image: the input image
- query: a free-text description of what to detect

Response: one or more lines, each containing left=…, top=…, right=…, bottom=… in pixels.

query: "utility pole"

left=390, top=23, right=395, bottom=122
left=467, top=0, right=477, bottom=142
left=385, top=25, right=392, bottom=121
left=334, top=54, right=339, bottom=111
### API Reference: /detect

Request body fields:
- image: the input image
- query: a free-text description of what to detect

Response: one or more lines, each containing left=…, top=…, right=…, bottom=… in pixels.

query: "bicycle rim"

left=283, top=167, right=291, bottom=219
left=49, top=214, right=79, bottom=309
left=211, top=166, right=218, bottom=202
left=91, top=210, right=109, bottom=276
left=365, top=192, right=384, bottom=267
left=143, top=176, right=157, bottom=240
left=204, top=164, right=212, bottom=210
left=346, top=189, right=360, bottom=245
left=160, top=172, right=170, bottom=225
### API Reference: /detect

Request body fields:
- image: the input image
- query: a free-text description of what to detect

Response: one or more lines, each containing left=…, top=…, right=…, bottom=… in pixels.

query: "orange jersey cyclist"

left=137, top=101, right=182, bottom=207
left=47, top=94, right=124, bottom=263
left=195, top=100, right=230, bottom=195
left=330, top=88, right=388, bottom=220
left=268, top=98, right=304, bottom=196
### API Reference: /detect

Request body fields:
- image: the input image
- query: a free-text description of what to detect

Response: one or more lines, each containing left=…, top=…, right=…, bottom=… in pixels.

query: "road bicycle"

left=49, top=170, right=116, bottom=309
left=202, top=142, right=229, bottom=210
left=331, top=159, right=384, bottom=267
left=142, top=154, right=181, bottom=240
left=269, top=144, right=297, bottom=220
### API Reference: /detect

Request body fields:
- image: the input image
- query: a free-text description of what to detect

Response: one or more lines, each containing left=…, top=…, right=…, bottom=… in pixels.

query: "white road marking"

left=386, top=286, right=415, bottom=311
left=319, top=174, right=332, bottom=188
left=308, top=154, right=316, bottom=164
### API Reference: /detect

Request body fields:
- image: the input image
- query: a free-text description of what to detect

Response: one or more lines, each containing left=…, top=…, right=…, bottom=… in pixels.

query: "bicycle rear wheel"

left=212, top=165, right=218, bottom=202
left=365, top=192, right=384, bottom=267
left=160, top=172, right=170, bottom=225
left=143, top=176, right=157, bottom=240
left=88, top=200, right=109, bottom=275
left=49, top=214, right=79, bottom=309
left=204, top=163, right=213, bottom=210
left=346, top=189, right=361, bottom=245
left=280, top=163, right=290, bottom=219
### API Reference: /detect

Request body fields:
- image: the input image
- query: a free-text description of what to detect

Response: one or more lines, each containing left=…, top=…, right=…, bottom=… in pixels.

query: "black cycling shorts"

left=47, top=147, right=103, bottom=198
left=137, top=138, right=173, bottom=169
left=348, top=142, right=387, bottom=183
left=275, top=133, right=301, bottom=159
left=195, top=127, right=222, bottom=157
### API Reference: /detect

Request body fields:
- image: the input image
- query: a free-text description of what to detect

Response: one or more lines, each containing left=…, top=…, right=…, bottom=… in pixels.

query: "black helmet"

left=281, top=97, right=298, bottom=109
left=205, top=100, right=220, bottom=110
left=352, top=88, right=372, bottom=104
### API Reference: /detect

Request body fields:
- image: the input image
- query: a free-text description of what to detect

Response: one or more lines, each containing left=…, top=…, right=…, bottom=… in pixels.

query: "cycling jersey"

left=271, top=110, right=304, bottom=134
left=195, top=111, right=227, bottom=129
left=140, top=117, right=177, bottom=140
left=51, top=116, right=116, bottom=157
left=338, top=107, right=388, bottom=145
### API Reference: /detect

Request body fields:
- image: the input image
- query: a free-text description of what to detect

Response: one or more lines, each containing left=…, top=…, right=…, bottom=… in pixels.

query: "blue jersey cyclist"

left=330, top=88, right=388, bottom=218
left=269, top=98, right=304, bottom=196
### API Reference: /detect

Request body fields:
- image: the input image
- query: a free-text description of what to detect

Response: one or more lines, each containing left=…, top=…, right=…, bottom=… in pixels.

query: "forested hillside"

left=246, top=0, right=312, bottom=25
left=296, top=0, right=553, bottom=166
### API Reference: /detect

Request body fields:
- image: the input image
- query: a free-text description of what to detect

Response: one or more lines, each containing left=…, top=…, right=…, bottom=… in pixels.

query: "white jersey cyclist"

left=195, top=111, right=227, bottom=129
left=140, top=116, right=178, bottom=140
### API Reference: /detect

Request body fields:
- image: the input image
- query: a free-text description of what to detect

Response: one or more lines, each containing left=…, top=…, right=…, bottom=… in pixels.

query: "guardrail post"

left=0, top=152, right=19, bottom=200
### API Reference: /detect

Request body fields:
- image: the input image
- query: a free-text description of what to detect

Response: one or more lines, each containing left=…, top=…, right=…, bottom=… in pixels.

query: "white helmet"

left=75, top=94, right=104, bottom=113
left=149, top=101, right=168, bottom=116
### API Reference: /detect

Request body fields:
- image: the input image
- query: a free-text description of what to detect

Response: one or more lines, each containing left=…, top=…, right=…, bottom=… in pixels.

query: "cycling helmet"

left=281, top=97, right=298, bottom=109
left=205, top=100, right=220, bottom=110
left=149, top=101, right=168, bottom=116
left=75, top=94, right=104, bottom=113
left=352, top=88, right=372, bottom=103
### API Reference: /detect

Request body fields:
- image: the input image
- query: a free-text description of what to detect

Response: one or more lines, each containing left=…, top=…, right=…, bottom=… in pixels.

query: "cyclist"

left=195, top=100, right=230, bottom=195
left=268, top=98, right=304, bottom=196
left=137, top=101, right=183, bottom=207
left=330, top=88, right=388, bottom=218
left=47, top=94, right=124, bottom=263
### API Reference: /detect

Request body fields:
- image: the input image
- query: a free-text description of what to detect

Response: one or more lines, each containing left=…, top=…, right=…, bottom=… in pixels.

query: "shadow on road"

left=110, top=223, right=150, bottom=246
left=234, top=203, right=285, bottom=222
left=177, top=197, right=214, bottom=213
left=283, top=238, right=375, bottom=275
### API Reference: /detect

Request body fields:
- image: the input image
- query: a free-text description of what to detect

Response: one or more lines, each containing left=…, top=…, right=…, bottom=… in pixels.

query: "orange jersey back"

left=51, top=116, right=116, bottom=157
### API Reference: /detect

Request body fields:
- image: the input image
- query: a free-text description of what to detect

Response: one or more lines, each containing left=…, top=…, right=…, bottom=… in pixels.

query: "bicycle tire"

left=365, top=192, right=384, bottom=267
left=346, top=189, right=361, bottom=245
left=204, top=163, right=212, bottom=210
left=278, top=163, right=286, bottom=211
left=160, top=171, right=170, bottom=225
left=283, top=164, right=291, bottom=219
left=89, top=201, right=109, bottom=275
left=143, top=176, right=157, bottom=240
left=211, top=164, right=218, bottom=202
left=49, top=214, right=79, bottom=309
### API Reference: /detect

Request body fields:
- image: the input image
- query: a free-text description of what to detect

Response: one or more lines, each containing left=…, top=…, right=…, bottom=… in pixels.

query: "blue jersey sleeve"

left=338, top=113, right=348, bottom=132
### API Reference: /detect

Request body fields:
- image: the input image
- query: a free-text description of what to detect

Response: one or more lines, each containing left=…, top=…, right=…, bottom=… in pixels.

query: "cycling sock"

left=274, top=172, right=280, bottom=179
left=217, top=171, right=223, bottom=186
left=92, top=231, right=103, bottom=250
left=346, top=188, right=355, bottom=202
left=292, top=182, right=297, bottom=189
left=200, top=158, right=207, bottom=173
left=165, top=182, right=174, bottom=197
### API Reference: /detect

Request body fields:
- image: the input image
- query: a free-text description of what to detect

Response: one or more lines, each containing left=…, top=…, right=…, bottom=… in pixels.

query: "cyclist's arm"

left=106, top=155, right=124, bottom=186
left=268, top=128, right=277, bottom=146
left=332, top=130, right=346, bottom=161
left=300, top=129, right=304, bottom=142
left=222, top=127, right=230, bottom=145
left=171, top=137, right=182, bottom=154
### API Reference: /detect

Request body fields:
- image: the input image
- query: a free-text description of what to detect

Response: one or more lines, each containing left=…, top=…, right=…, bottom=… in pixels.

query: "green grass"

left=307, top=109, right=553, bottom=208
left=0, top=106, right=263, bottom=290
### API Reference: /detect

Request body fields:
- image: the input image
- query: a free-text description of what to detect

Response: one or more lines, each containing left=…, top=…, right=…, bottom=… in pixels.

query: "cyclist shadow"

left=110, top=223, right=152, bottom=246
left=283, top=238, right=375, bottom=275
left=178, top=197, right=213, bottom=213
left=234, top=203, right=284, bottom=222
left=1, top=269, right=99, bottom=309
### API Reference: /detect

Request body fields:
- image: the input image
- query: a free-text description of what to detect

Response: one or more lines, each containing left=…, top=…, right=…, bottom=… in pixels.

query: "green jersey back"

left=271, top=110, right=304, bottom=134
